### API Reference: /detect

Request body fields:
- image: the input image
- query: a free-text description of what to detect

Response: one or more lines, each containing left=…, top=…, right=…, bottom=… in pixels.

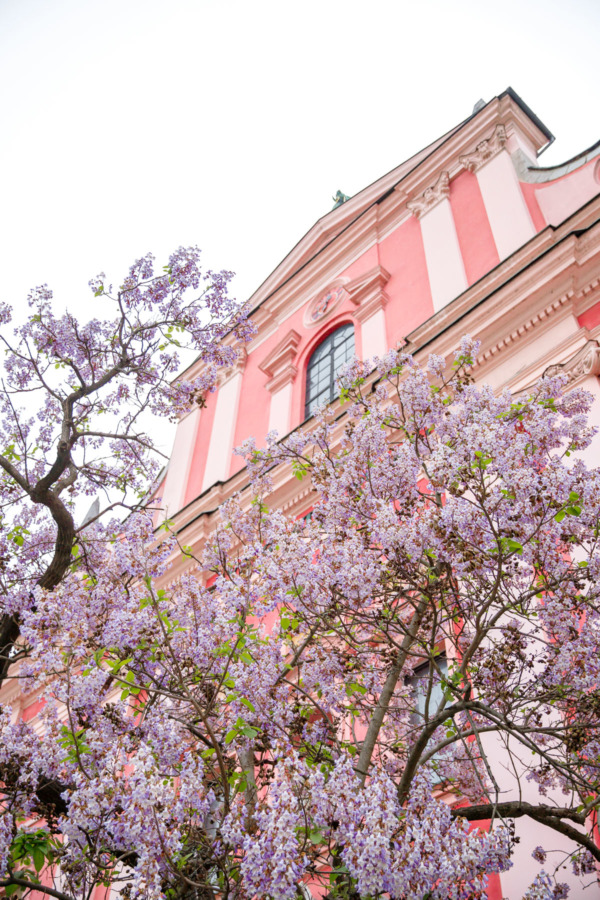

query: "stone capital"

left=406, top=171, right=450, bottom=219
left=459, top=124, right=507, bottom=174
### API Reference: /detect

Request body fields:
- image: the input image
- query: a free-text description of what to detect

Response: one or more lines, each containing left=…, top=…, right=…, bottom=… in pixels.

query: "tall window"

left=305, top=323, right=355, bottom=419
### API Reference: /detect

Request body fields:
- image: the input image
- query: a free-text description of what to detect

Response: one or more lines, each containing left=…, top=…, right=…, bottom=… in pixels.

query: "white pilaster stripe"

left=420, top=198, right=468, bottom=313
left=201, top=372, right=243, bottom=491
left=476, top=151, right=536, bottom=260
left=161, top=405, right=201, bottom=517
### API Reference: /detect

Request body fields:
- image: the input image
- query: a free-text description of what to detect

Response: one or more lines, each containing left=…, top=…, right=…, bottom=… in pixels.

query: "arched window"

left=305, top=323, right=355, bottom=419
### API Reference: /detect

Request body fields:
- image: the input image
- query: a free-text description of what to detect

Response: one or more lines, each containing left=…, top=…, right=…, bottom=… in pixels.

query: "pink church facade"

left=160, top=87, right=600, bottom=545
left=152, top=89, right=600, bottom=897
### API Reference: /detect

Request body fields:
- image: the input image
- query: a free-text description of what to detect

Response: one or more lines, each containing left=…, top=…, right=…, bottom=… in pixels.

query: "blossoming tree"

left=1, top=288, right=599, bottom=900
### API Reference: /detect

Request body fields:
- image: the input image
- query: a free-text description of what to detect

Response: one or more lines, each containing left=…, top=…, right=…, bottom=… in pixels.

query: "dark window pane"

left=305, top=325, right=355, bottom=419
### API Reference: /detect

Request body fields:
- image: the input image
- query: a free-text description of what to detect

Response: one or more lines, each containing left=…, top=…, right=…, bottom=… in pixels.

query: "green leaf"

left=346, top=682, right=367, bottom=696
left=239, top=726, right=259, bottom=739
left=33, top=848, right=45, bottom=873
left=554, top=510, right=566, bottom=523
left=506, top=539, right=523, bottom=554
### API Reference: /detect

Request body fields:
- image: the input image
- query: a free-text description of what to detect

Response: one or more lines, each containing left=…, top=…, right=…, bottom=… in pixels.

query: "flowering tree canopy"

left=0, top=247, right=251, bottom=682
left=1, top=319, right=600, bottom=899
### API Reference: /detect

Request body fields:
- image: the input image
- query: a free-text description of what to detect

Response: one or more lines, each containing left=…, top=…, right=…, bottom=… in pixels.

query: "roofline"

left=502, top=86, right=554, bottom=147
left=243, top=89, right=554, bottom=317
left=178, top=89, right=556, bottom=383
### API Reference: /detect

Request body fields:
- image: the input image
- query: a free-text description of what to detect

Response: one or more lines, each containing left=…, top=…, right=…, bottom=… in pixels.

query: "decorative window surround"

left=346, top=264, right=391, bottom=320
left=347, top=264, right=391, bottom=359
left=259, top=329, right=302, bottom=393
left=408, top=175, right=467, bottom=313
left=259, top=330, right=302, bottom=437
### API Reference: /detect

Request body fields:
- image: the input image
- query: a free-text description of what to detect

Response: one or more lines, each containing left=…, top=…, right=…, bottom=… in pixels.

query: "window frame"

left=304, top=322, right=355, bottom=420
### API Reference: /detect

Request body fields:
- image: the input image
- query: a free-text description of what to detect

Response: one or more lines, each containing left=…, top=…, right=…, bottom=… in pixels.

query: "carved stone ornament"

left=543, top=340, right=600, bottom=386
left=406, top=171, right=450, bottom=219
left=459, top=124, right=507, bottom=174
left=304, top=284, right=348, bottom=327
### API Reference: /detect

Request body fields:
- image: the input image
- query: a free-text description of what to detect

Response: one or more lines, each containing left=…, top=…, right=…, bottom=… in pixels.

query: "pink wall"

left=379, top=216, right=433, bottom=344
left=183, top=386, right=219, bottom=504
left=519, top=181, right=547, bottom=232
left=230, top=345, right=272, bottom=476
left=579, top=300, right=600, bottom=332
left=533, top=158, right=599, bottom=226
left=451, top=170, right=500, bottom=283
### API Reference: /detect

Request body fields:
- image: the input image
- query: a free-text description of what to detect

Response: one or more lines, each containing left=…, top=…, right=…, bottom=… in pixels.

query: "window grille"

left=304, top=323, right=355, bottom=419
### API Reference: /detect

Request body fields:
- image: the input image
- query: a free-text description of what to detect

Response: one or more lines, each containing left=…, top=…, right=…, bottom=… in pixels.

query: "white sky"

left=1, top=0, right=599, bottom=321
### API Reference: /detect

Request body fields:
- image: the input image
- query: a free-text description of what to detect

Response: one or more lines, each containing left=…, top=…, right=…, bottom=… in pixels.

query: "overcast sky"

left=1, top=0, right=599, bottom=321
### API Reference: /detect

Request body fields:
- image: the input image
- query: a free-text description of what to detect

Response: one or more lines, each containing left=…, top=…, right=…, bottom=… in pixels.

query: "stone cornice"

left=472, top=290, right=574, bottom=373
left=459, top=125, right=507, bottom=174
left=258, top=329, right=301, bottom=393
left=406, top=171, right=450, bottom=219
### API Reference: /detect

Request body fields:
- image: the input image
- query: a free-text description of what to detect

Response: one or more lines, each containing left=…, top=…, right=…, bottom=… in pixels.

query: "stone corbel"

left=459, top=124, right=507, bottom=174
left=406, top=171, right=450, bottom=219
left=346, top=264, right=391, bottom=322
left=543, top=340, right=600, bottom=386
left=259, top=329, right=301, bottom=393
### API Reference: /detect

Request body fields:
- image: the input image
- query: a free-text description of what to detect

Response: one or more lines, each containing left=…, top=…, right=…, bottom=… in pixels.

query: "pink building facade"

left=160, top=87, right=600, bottom=549
left=152, top=89, right=600, bottom=897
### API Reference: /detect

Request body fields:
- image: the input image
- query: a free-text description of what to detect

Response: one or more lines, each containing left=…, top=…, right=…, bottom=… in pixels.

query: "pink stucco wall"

left=379, top=215, right=433, bottom=342
left=450, top=170, right=500, bottom=284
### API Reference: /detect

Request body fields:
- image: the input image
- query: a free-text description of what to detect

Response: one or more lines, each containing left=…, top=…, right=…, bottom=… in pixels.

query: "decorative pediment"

left=346, top=264, right=391, bottom=322
left=543, top=340, right=600, bottom=386
left=259, top=329, right=302, bottom=393
left=459, top=124, right=507, bottom=174
left=406, top=171, right=450, bottom=219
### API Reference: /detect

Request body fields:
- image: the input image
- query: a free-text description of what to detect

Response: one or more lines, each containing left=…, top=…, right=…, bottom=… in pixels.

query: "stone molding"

left=459, top=124, right=507, bottom=174
left=543, top=339, right=600, bottom=385
left=473, top=292, right=573, bottom=371
left=346, top=264, right=391, bottom=322
left=406, top=171, right=450, bottom=219
left=258, top=329, right=302, bottom=393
